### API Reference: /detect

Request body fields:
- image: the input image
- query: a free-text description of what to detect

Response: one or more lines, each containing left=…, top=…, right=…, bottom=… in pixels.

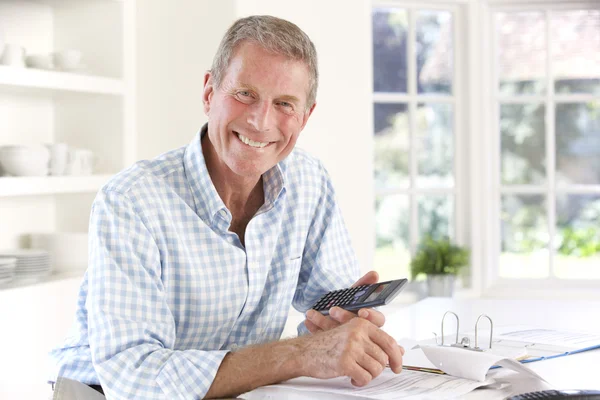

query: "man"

left=50, top=15, right=404, bottom=399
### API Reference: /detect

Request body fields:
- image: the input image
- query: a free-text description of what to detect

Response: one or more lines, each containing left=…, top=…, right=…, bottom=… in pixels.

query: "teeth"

left=237, top=133, right=269, bottom=148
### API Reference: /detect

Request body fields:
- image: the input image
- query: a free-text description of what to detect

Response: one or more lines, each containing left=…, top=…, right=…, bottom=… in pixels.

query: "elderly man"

left=49, top=15, right=404, bottom=399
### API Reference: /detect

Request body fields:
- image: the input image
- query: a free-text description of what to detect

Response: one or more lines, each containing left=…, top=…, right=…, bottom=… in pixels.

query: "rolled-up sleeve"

left=292, top=162, right=360, bottom=335
left=88, top=188, right=228, bottom=399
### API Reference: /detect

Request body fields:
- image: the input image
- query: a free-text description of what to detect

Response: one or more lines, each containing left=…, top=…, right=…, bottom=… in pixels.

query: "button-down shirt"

left=49, top=126, right=359, bottom=399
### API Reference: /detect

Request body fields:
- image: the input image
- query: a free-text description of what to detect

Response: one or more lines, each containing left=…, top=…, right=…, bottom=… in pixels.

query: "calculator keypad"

left=312, top=285, right=370, bottom=311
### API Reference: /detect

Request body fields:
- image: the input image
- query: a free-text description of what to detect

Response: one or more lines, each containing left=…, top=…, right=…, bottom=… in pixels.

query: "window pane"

left=375, top=194, right=410, bottom=281
left=496, top=12, right=546, bottom=95
left=373, top=8, right=408, bottom=93
left=552, top=10, right=600, bottom=95
left=500, top=195, right=549, bottom=278
left=418, top=195, right=454, bottom=240
left=556, top=194, right=600, bottom=279
left=556, top=102, right=600, bottom=185
left=417, top=11, right=453, bottom=94
left=374, top=103, right=410, bottom=189
left=416, top=103, right=454, bottom=187
left=500, top=103, right=546, bottom=185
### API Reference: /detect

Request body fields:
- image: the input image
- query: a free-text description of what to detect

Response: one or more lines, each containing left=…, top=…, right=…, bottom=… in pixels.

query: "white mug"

left=68, top=148, right=97, bottom=176
left=0, top=44, right=26, bottom=67
left=46, top=143, right=69, bottom=176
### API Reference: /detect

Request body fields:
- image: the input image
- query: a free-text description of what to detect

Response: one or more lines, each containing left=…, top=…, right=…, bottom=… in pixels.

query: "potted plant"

left=410, top=236, right=470, bottom=297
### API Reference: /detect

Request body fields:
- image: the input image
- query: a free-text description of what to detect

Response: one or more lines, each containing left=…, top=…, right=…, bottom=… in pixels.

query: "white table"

left=383, top=297, right=600, bottom=398
left=271, top=297, right=600, bottom=399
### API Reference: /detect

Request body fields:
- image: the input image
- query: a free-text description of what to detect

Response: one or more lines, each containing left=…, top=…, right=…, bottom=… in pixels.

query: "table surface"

left=252, top=297, right=600, bottom=399
left=383, top=297, right=600, bottom=399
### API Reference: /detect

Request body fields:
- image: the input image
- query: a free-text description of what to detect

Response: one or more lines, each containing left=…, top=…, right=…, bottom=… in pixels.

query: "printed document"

left=241, top=369, right=495, bottom=400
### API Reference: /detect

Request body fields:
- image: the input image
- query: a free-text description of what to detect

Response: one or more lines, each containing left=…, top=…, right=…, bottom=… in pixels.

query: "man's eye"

left=279, top=101, right=292, bottom=108
left=239, top=91, right=251, bottom=97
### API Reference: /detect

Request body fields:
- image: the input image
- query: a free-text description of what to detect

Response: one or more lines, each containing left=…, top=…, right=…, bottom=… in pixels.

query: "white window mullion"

left=490, top=5, right=501, bottom=286
left=545, top=9, right=557, bottom=279
left=408, top=8, right=419, bottom=254
left=453, top=5, right=464, bottom=244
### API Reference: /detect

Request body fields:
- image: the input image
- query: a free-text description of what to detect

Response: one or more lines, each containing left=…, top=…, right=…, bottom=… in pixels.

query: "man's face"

left=202, top=41, right=316, bottom=179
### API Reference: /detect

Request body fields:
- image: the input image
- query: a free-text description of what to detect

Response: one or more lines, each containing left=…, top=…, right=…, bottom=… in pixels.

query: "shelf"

left=0, top=65, right=124, bottom=95
left=0, top=174, right=112, bottom=197
left=0, top=270, right=84, bottom=292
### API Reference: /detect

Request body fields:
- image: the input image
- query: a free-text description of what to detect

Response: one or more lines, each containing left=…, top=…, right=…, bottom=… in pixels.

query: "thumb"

left=351, top=270, right=379, bottom=287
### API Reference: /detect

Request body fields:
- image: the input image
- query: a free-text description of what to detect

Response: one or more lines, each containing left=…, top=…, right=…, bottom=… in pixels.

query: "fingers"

left=328, top=307, right=356, bottom=325
left=304, top=318, right=322, bottom=334
left=358, top=308, right=386, bottom=328
left=368, top=327, right=404, bottom=373
left=351, top=270, right=379, bottom=287
left=347, top=361, right=374, bottom=387
left=305, top=309, right=340, bottom=331
left=363, top=339, right=389, bottom=368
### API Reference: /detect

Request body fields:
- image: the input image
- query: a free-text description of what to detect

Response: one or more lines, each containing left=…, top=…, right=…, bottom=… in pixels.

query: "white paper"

left=241, top=369, right=495, bottom=400
left=495, top=327, right=600, bottom=349
left=419, top=345, right=548, bottom=383
left=397, top=338, right=438, bottom=370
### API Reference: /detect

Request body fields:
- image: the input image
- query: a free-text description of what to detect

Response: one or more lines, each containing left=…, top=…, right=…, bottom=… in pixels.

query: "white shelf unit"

left=0, top=65, right=125, bottom=94
left=0, top=0, right=136, bottom=280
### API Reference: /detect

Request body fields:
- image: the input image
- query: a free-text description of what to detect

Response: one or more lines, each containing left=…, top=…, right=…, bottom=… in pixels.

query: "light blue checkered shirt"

left=49, top=126, right=359, bottom=399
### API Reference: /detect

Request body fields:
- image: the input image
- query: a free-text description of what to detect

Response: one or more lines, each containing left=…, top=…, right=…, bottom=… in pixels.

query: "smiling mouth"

left=235, top=131, right=270, bottom=148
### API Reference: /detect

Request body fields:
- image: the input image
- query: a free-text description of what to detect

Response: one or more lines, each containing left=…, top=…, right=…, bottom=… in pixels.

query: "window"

left=490, top=5, right=600, bottom=283
left=372, top=4, right=463, bottom=282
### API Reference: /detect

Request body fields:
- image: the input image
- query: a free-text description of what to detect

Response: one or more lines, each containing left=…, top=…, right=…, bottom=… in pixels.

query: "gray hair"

left=211, top=15, right=319, bottom=109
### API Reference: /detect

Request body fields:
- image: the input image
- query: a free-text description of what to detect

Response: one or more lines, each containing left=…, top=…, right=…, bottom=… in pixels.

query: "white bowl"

left=30, top=232, right=88, bottom=272
left=25, top=54, right=53, bottom=69
left=0, top=146, right=49, bottom=176
left=53, top=50, right=82, bottom=70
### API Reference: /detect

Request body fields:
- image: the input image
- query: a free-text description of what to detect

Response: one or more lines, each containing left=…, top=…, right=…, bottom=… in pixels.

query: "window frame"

left=372, top=0, right=600, bottom=299
left=371, top=0, right=470, bottom=289
left=479, top=0, right=600, bottom=297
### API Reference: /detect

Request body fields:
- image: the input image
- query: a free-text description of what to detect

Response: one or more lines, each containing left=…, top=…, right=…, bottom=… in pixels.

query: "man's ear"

left=202, top=71, right=214, bottom=115
left=300, top=102, right=317, bottom=130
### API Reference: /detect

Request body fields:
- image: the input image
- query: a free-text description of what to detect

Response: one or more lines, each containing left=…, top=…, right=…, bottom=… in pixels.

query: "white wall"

left=136, top=0, right=236, bottom=159
left=236, top=0, right=375, bottom=272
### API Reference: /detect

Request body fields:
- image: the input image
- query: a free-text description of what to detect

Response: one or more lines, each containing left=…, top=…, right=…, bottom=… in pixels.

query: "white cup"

left=0, top=44, right=26, bottom=67
left=46, top=143, right=69, bottom=176
left=68, top=148, right=96, bottom=176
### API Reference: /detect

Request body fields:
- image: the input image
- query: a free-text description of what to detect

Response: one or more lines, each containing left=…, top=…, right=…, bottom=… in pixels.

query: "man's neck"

left=201, top=134, right=264, bottom=219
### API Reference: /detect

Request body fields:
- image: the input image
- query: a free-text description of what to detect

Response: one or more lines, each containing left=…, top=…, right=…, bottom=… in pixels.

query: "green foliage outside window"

left=410, top=236, right=470, bottom=279
left=558, top=227, right=600, bottom=257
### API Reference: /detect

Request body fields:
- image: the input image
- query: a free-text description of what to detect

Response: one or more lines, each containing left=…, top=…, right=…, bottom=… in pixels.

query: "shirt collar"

left=183, top=124, right=286, bottom=224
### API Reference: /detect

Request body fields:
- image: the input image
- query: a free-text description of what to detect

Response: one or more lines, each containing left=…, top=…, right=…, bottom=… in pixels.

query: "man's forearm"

left=204, top=335, right=308, bottom=399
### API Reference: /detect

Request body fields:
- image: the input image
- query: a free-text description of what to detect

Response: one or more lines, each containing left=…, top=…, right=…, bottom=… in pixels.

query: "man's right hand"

left=297, top=317, right=404, bottom=387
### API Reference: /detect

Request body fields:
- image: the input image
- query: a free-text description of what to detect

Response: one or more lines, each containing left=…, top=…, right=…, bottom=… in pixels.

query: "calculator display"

left=363, top=283, right=388, bottom=302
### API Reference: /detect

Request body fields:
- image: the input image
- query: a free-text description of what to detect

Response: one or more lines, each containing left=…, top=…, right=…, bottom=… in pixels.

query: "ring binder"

left=433, top=310, right=494, bottom=352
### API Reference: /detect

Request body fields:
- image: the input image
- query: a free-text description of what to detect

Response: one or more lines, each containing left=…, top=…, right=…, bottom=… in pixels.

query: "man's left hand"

left=304, top=271, right=386, bottom=334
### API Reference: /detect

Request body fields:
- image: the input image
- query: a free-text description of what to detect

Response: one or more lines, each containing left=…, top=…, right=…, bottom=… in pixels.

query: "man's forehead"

left=223, top=42, right=310, bottom=100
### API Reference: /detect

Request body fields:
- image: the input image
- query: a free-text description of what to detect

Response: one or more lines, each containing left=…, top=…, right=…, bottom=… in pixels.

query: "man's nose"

left=246, top=100, right=273, bottom=132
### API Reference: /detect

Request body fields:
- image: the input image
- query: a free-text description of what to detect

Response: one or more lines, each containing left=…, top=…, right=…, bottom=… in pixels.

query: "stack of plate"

left=0, top=249, right=52, bottom=281
left=0, top=256, right=17, bottom=285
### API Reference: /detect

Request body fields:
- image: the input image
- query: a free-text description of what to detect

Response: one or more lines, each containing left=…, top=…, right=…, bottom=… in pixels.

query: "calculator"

left=506, top=389, right=600, bottom=399
left=311, top=278, right=408, bottom=315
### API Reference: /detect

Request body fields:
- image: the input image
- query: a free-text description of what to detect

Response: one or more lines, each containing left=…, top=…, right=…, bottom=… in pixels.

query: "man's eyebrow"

left=236, top=81, right=260, bottom=93
left=277, top=94, right=301, bottom=104
left=236, top=81, right=302, bottom=104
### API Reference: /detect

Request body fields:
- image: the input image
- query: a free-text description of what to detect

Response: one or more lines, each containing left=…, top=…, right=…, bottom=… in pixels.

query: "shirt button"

left=230, top=344, right=239, bottom=350
left=220, top=210, right=227, bottom=217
